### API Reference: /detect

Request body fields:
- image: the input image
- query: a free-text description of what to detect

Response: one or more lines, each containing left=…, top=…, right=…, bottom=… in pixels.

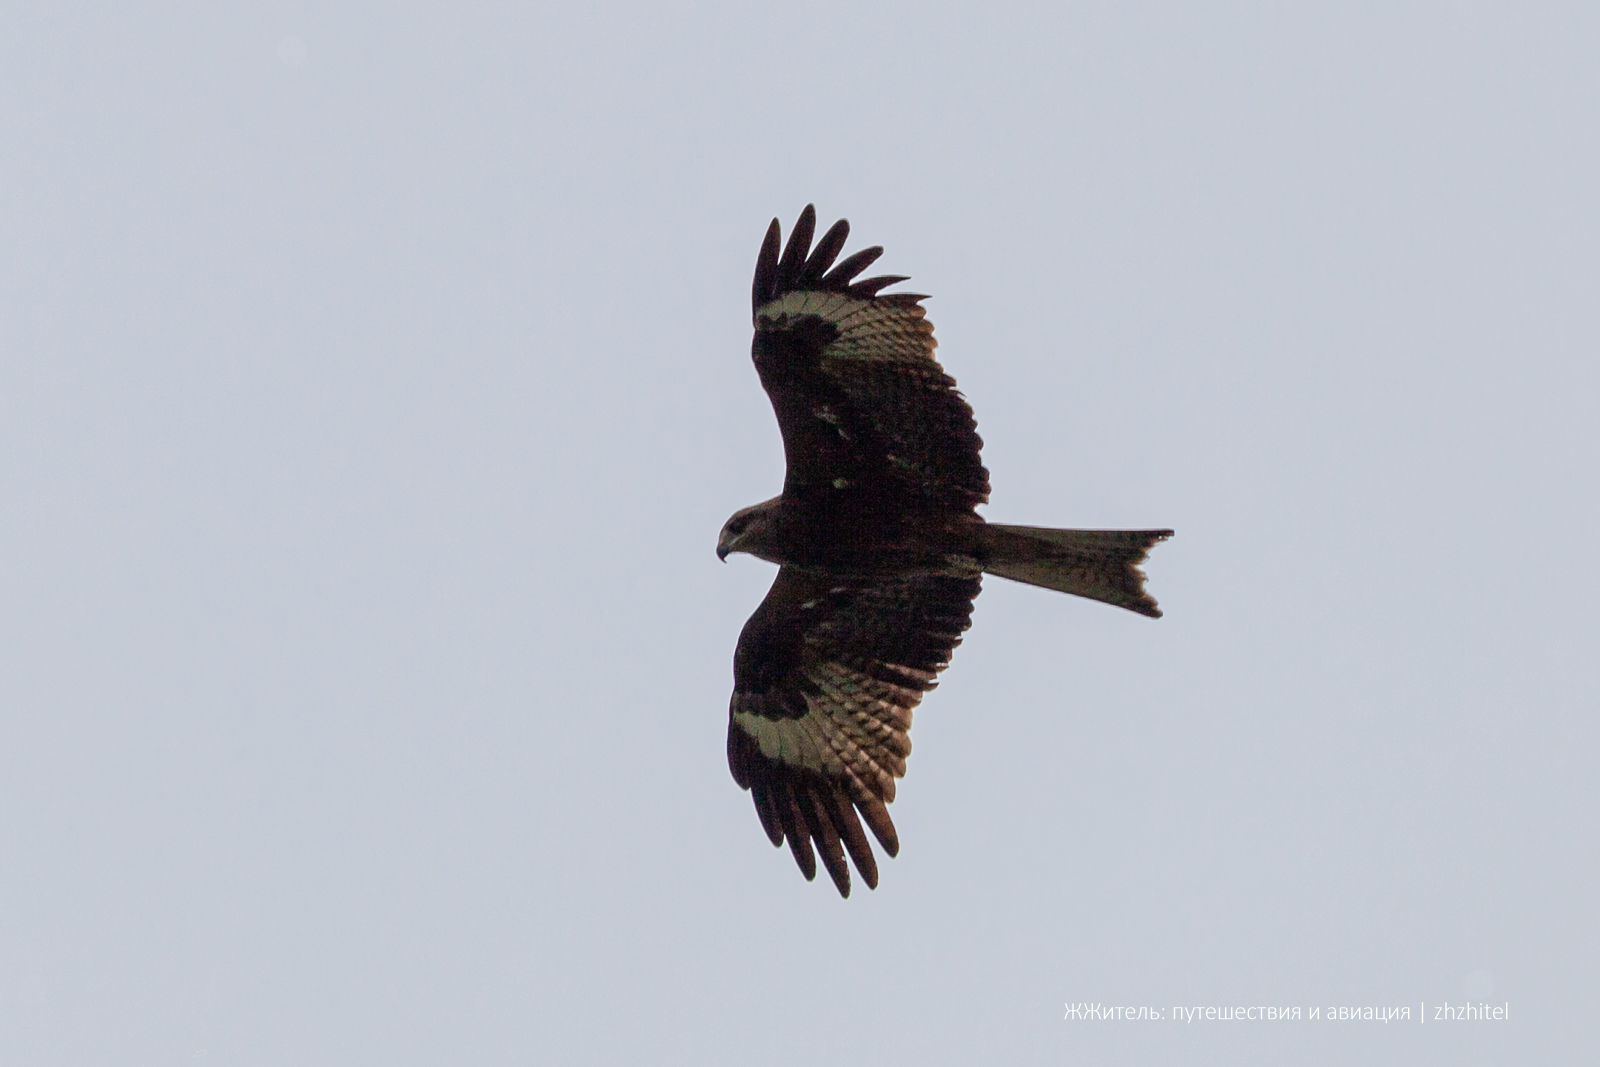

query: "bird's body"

left=719, top=206, right=1171, bottom=896
left=721, top=494, right=986, bottom=576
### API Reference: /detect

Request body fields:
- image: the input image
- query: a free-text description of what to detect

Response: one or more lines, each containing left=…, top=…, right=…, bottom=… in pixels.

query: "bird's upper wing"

left=750, top=205, right=990, bottom=515
left=726, top=565, right=981, bottom=896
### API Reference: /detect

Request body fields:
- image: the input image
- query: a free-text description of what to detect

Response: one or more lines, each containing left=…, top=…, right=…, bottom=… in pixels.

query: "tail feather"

left=978, top=524, right=1173, bottom=617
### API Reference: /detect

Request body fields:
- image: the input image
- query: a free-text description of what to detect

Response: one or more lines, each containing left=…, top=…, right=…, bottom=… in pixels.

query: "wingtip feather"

left=858, top=798, right=900, bottom=857
left=801, top=218, right=850, bottom=284
left=849, top=275, right=912, bottom=298
left=801, top=788, right=852, bottom=897
left=774, top=205, right=816, bottom=292
left=776, top=779, right=818, bottom=881
left=752, top=219, right=782, bottom=314
left=820, top=245, right=883, bottom=289
left=830, top=788, right=879, bottom=890
left=752, top=784, right=785, bottom=847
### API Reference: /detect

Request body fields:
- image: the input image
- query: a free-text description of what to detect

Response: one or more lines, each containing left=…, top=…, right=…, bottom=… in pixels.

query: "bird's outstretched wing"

left=727, top=565, right=981, bottom=896
left=750, top=205, right=990, bottom=517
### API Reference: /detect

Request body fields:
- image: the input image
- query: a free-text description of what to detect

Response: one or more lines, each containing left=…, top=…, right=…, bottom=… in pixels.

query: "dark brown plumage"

left=719, top=206, right=1172, bottom=896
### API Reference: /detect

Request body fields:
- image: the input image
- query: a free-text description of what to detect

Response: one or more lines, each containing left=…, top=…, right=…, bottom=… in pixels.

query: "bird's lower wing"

left=727, top=567, right=980, bottom=896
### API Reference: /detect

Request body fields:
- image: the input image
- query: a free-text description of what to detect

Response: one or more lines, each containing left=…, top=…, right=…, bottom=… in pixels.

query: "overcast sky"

left=2, top=3, right=1596, bottom=1064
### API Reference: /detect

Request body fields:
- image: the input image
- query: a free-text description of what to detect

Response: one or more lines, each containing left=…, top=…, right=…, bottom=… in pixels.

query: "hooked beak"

left=716, top=543, right=729, bottom=562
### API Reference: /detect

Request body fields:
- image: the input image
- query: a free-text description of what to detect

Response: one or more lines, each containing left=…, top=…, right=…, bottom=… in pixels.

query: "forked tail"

left=978, top=524, right=1174, bottom=617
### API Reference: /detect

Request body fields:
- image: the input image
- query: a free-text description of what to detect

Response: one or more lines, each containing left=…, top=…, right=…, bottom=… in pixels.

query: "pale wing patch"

left=756, top=291, right=869, bottom=326
left=731, top=661, right=925, bottom=804
left=755, top=292, right=936, bottom=369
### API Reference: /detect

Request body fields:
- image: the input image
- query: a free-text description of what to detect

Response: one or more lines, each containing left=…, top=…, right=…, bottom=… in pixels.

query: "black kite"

left=718, top=206, right=1171, bottom=896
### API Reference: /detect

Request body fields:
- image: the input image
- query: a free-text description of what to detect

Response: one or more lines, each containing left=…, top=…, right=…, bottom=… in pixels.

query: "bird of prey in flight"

left=718, top=206, right=1171, bottom=897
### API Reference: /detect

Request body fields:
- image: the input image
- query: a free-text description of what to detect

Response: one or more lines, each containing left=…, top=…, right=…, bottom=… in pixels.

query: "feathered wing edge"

left=752, top=204, right=910, bottom=319
left=749, top=206, right=990, bottom=514
left=726, top=724, right=900, bottom=898
left=725, top=572, right=981, bottom=898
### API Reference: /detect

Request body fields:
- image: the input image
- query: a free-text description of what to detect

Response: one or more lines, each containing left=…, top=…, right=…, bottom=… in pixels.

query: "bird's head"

left=717, top=497, right=781, bottom=563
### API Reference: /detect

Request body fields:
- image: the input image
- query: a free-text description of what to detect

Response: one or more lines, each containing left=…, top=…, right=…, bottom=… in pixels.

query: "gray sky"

left=3, top=2, right=1596, bottom=1063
